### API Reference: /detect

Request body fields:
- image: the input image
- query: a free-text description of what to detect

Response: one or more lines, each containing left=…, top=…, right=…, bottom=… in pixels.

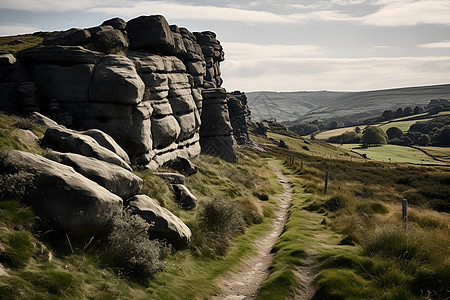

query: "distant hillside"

left=246, top=84, right=450, bottom=124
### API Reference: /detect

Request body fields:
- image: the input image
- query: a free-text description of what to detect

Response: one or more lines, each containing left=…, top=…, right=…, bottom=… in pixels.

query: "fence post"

left=301, top=161, right=303, bottom=171
left=402, top=198, right=408, bottom=229
left=324, top=170, right=329, bottom=195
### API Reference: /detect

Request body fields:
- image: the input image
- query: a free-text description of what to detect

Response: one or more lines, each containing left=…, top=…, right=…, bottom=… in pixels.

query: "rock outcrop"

left=227, top=91, right=252, bottom=145
left=3, top=15, right=237, bottom=167
left=0, top=150, right=123, bottom=238
left=126, top=195, right=192, bottom=247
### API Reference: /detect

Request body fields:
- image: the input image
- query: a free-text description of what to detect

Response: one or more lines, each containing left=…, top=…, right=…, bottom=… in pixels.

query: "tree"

left=395, top=107, right=404, bottom=118
left=417, top=134, right=431, bottom=146
left=433, top=125, right=450, bottom=146
left=362, top=125, right=388, bottom=147
left=354, top=126, right=361, bottom=134
left=382, top=110, right=394, bottom=121
left=404, top=107, right=413, bottom=116
left=414, top=106, right=423, bottom=115
left=386, top=127, right=403, bottom=140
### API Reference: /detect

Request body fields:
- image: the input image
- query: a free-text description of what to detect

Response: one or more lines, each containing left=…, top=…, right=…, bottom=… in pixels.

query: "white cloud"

left=419, top=40, right=450, bottom=48
left=222, top=42, right=325, bottom=60
left=0, top=0, right=96, bottom=12
left=0, top=23, right=40, bottom=36
left=221, top=56, right=450, bottom=92
left=362, top=0, right=450, bottom=26
left=87, top=1, right=294, bottom=24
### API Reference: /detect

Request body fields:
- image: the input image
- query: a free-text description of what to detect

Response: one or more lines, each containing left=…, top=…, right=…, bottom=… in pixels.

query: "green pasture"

left=379, top=118, right=432, bottom=132
left=341, top=144, right=447, bottom=165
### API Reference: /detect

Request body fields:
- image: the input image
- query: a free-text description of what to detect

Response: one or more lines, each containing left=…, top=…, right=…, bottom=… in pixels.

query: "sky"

left=0, top=0, right=449, bottom=92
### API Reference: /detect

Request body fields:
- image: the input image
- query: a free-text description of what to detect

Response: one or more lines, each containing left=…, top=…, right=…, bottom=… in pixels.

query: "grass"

left=379, top=118, right=433, bottom=132
left=418, top=146, right=450, bottom=163
left=261, top=147, right=450, bottom=299
left=341, top=144, right=447, bottom=165
left=0, top=34, right=43, bottom=57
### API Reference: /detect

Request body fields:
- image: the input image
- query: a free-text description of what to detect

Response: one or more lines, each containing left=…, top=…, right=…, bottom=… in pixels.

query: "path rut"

left=212, top=161, right=293, bottom=300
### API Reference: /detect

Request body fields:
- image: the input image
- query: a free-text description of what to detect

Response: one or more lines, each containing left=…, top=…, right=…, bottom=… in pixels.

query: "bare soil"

left=212, top=161, right=294, bottom=299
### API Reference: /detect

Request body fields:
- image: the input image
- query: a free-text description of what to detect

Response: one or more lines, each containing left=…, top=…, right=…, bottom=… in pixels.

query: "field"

left=379, top=118, right=433, bottom=132
left=341, top=144, right=448, bottom=165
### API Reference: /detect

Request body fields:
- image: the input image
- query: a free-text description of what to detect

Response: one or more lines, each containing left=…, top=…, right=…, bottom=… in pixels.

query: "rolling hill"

left=246, top=84, right=450, bottom=124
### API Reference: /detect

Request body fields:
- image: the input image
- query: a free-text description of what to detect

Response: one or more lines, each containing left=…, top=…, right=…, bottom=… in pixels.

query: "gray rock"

left=89, top=27, right=129, bottom=54
left=163, top=157, right=198, bottom=175
left=169, top=25, right=187, bottom=56
left=172, top=184, right=197, bottom=209
left=32, top=64, right=93, bottom=103
left=43, top=126, right=132, bottom=171
left=126, top=15, right=176, bottom=54
left=19, top=46, right=104, bottom=65
left=0, top=150, right=123, bottom=239
left=0, top=52, right=16, bottom=65
left=44, top=150, right=142, bottom=199
left=101, top=17, right=127, bottom=31
left=128, top=51, right=166, bottom=73
left=126, top=195, right=192, bottom=247
left=151, top=115, right=180, bottom=149
left=80, top=129, right=131, bottom=165
left=42, top=28, right=91, bottom=46
left=29, top=112, right=58, bottom=128
left=16, top=82, right=37, bottom=108
left=153, top=172, right=185, bottom=184
left=200, top=135, right=237, bottom=163
left=89, top=55, right=144, bottom=104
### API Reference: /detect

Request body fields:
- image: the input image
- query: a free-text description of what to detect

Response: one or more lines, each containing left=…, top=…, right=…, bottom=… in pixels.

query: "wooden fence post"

left=324, top=170, right=329, bottom=195
left=402, top=198, right=408, bottom=228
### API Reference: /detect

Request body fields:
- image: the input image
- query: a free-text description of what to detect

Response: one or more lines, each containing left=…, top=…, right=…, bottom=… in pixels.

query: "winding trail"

left=212, top=161, right=293, bottom=300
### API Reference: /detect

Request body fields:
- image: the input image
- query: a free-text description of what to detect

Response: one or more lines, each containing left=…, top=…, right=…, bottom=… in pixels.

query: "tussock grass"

left=0, top=34, right=43, bottom=56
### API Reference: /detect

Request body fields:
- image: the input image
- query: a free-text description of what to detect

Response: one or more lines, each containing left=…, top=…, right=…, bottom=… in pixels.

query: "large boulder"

left=80, top=128, right=131, bottom=165
left=101, top=17, right=127, bottom=31
left=88, top=26, right=129, bottom=54
left=31, top=64, right=94, bottom=103
left=0, top=150, right=123, bottom=239
left=172, top=184, right=197, bottom=210
left=43, top=126, right=132, bottom=171
left=89, top=55, right=145, bottom=104
left=19, top=46, right=104, bottom=65
left=126, top=15, right=176, bottom=54
left=42, top=28, right=91, bottom=46
left=126, top=195, right=192, bottom=247
left=44, top=150, right=142, bottom=199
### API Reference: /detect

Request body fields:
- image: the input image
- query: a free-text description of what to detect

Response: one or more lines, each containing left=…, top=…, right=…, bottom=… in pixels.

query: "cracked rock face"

left=6, top=14, right=238, bottom=167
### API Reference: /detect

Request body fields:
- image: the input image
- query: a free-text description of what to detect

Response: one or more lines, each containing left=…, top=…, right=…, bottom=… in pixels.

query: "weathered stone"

left=184, top=60, right=206, bottom=76
left=16, top=82, right=37, bottom=108
left=172, top=184, right=197, bottom=209
left=175, top=111, right=197, bottom=142
left=101, top=17, right=127, bottom=31
left=140, top=73, right=169, bottom=91
left=227, top=91, right=251, bottom=144
left=163, top=56, right=186, bottom=73
left=200, top=135, right=237, bottom=163
left=44, top=150, right=142, bottom=199
left=151, top=115, right=180, bottom=149
left=90, top=55, right=144, bottom=104
left=43, top=126, right=132, bottom=171
left=164, top=157, right=198, bottom=175
left=126, top=15, right=176, bottom=54
left=128, top=51, right=165, bottom=73
left=169, top=25, right=187, bottom=56
left=29, top=112, right=58, bottom=128
left=89, top=27, right=129, bottom=54
left=153, top=172, right=185, bottom=184
left=151, top=99, right=173, bottom=116
left=9, top=129, right=39, bottom=148
left=43, top=28, right=91, bottom=46
left=126, top=195, right=192, bottom=247
left=0, top=150, right=123, bottom=239
left=80, top=128, right=131, bottom=165
left=32, top=64, right=93, bottom=103
left=19, top=46, right=104, bottom=65
left=0, top=52, right=16, bottom=65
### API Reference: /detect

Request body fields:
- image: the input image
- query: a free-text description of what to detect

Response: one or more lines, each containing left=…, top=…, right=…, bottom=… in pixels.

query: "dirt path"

left=211, top=161, right=293, bottom=300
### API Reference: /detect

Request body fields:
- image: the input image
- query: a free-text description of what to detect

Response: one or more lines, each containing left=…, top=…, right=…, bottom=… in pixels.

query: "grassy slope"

left=0, top=34, right=43, bottom=57
left=258, top=145, right=450, bottom=299
left=0, top=112, right=285, bottom=299
left=341, top=144, right=448, bottom=165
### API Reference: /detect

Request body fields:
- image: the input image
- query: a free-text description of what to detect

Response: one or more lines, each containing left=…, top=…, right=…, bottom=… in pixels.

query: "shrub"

left=106, top=212, right=170, bottom=282
left=191, top=197, right=245, bottom=257
left=386, top=127, right=403, bottom=140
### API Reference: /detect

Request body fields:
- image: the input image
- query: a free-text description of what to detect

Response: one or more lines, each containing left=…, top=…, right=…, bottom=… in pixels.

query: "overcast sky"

left=1, top=0, right=449, bottom=92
